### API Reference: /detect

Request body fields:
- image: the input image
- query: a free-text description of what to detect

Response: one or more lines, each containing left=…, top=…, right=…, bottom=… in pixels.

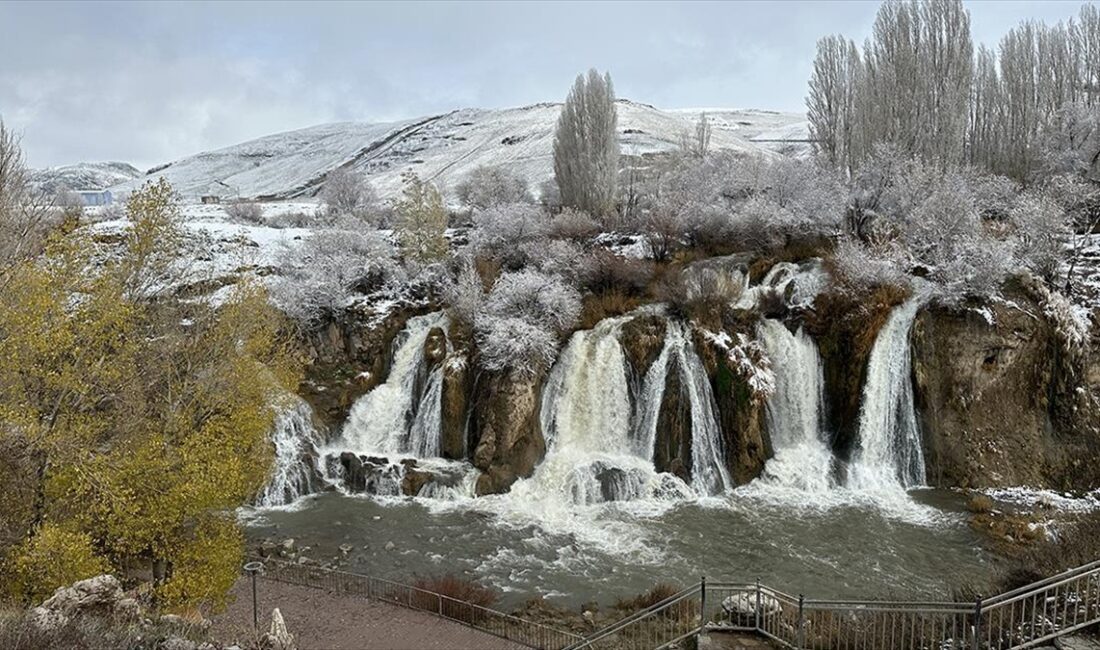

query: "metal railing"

left=250, top=557, right=584, bottom=649
left=567, top=561, right=1100, bottom=649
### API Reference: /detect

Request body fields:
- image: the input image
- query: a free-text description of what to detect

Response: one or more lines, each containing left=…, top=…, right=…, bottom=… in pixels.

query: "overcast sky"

left=0, top=0, right=1090, bottom=169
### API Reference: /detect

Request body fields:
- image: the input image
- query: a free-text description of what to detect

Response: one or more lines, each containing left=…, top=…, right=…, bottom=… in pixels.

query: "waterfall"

left=756, top=319, right=835, bottom=492
left=848, top=293, right=928, bottom=491
left=633, top=319, right=732, bottom=496
left=532, top=315, right=665, bottom=505
left=257, top=398, right=324, bottom=507
left=340, top=312, right=449, bottom=457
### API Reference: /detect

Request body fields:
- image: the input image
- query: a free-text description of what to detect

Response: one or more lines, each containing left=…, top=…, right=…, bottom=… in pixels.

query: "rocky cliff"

left=912, top=277, right=1100, bottom=490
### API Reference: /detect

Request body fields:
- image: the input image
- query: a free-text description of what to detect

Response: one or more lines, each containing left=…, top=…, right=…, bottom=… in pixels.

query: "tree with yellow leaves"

left=393, top=171, right=449, bottom=265
left=0, top=174, right=300, bottom=611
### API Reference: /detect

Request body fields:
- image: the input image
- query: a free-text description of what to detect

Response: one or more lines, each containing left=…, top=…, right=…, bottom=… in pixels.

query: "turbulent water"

left=256, top=398, right=324, bottom=507
left=756, top=319, right=835, bottom=492
left=248, top=273, right=992, bottom=607
left=340, top=312, right=449, bottom=457
left=849, top=293, right=929, bottom=491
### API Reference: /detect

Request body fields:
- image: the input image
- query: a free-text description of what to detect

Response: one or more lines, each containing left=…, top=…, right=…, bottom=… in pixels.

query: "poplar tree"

left=553, top=69, right=620, bottom=218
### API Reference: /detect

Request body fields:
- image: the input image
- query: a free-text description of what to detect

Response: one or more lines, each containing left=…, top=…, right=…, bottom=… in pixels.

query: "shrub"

left=455, top=165, right=532, bottom=211
left=411, top=575, right=499, bottom=624
left=613, top=582, right=682, bottom=613
left=272, top=229, right=400, bottom=324
left=5, top=524, right=110, bottom=604
left=321, top=168, right=379, bottom=225
left=966, top=493, right=995, bottom=514
left=548, top=207, right=600, bottom=242
left=582, top=251, right=653, bottom=296
left=473, top=269, right=581, bottom=375
left=659, top=265, right=744, bottom=323
left=223, top=200, right=264, bottom=223
left=468, top=202, right=548, bottom=268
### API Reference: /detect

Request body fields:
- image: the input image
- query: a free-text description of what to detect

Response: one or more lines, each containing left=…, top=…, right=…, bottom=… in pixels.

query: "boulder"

left=261, top=607, right=296, bottom=650
left=720, top=592, right=781, bottom=618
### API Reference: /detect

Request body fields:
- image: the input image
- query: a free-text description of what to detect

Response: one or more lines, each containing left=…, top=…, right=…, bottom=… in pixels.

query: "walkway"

left=210, top=577, right=526, bottom=650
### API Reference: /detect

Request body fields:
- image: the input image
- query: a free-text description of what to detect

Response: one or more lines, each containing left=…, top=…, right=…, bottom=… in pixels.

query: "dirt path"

left=209, top=577, right=527, bottom=650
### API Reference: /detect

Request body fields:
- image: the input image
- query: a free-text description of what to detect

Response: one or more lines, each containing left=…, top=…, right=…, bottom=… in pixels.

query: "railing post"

left=972, top=596, right=983, bottom=650
left=700, top=576, right=707, bottom=631
left=755, top=579, right=762, bottom=632
left=797, top=594, right=805, bottom=649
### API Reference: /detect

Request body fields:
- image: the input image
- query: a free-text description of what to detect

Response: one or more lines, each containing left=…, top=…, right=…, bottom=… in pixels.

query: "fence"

left=566, top=560, right=1100, bottom=650
left=250, top=557, right=583, bottom=650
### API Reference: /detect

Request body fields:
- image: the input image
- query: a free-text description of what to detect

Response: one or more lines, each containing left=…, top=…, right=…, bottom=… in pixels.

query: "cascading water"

left=848, top=292, right=928, bottom=491
left=635, top=323, right=731, bottom=495
left=256, top=398, right=325, bottom=507
left=340, top=312, right=449, bottom=456
left=323, top=312, right=479, bottom=499
left=756, top=319, right=835, bottom=492
left=532, top=315, right=676, bottom=505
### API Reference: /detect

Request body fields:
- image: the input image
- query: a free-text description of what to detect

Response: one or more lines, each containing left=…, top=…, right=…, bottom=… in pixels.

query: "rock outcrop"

left=298, top=304, right=433, bottom=428
left=472, top=371, right=548, bottom=495
left=912, top=278, right=1100, bottom=489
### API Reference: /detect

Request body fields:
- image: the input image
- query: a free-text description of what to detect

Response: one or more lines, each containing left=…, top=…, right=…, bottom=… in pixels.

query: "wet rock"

left=278, top=539, right=296, bottom=557
left=338, top=543, right=353, bottom=556
left=401, top=468, right=433, bottom=496
left=384, top=541, right=396, bottom=551
left=472, top=371, right=547, bottom=495
left=620, top=314, right=668, bottom=375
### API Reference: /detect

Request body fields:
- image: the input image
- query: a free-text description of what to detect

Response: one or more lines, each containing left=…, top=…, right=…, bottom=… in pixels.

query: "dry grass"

left=410, top=575, right=500, bottom=625
left=579, top=290, right=643, bottom=329
left=0, top=607, right=208, bottom=650
left=966, top=493, right=995, bottom=514
left=612, top=583, right=683, bottom=614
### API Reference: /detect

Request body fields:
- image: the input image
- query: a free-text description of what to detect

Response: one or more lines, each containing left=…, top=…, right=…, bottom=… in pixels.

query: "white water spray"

left=848, top=293, right=928, bottom=491
left=757, top=319, right=835, bottom=492
left=340, top=312, right=449, bottom=456
left=257, top=398, right=324, bottom=507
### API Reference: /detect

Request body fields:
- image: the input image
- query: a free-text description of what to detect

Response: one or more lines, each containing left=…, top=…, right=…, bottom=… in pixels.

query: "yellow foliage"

left=0, top=179, right=301, bottom=610
left=394, top=171, right=449, bottom=264
left=155, top=516, right=243, bottom=611
left=5, top=524, right=110, bottom=604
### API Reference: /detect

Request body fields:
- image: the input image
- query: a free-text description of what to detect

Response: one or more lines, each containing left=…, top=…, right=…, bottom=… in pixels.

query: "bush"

left=272, top=229, right=401, bottom=324
left=321, top=168, right=379, bottom=225
left=455, top=165, right=531, bottom=211
left=223, top=200, right=264, bottom=224
left=582, top=251, right=654, bottom=296
left=411, top=575, right=499, bottom=624
left=548, top=208, right=600, bottom=242
left=468, top=202, right=548, bottom=268
left=659, top=265, right=744, bottom=323
left=4, top=524, right=110, bottom=604
left=613, top=583, right=682, bottom=613
left=473, top=269, right=581, bottom=375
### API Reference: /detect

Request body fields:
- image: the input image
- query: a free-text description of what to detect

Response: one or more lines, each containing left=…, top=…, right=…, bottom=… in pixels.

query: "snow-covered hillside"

left=30, top=161, right=141, bottom=194
left=107, top=101, right=807, bottom=202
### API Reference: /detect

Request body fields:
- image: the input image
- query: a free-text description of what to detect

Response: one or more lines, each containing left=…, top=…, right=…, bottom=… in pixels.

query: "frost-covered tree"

left=223, top=199, right=263, bottom=223
left=1010, top=193, right=1070, bottom=283
left=473, top=269, right=581, bottom=376
left=553, top=69, right=620, bottom=218
left=273, top=230, right=400, bottom=324
left=455, top=165, right=532, bottom=211
left=321, top=168, right=379, bottom=224
left=680, top=112, right=713, bottom=159
left=468, top=202, right=548, bottom=268
left=807, top=35, right=862, bottom=171
left=393, top=172, right=448, bottom=265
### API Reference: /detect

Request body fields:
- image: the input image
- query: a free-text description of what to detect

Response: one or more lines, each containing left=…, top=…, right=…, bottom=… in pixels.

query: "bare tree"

left=807, top=35, right=862, bottom=172
left=321, top=167, right=379, bottom=225
left=0, top=120, right=56, bottom=278
left=679, top=112, right=713, bottom=159
left=553, top=69, right=620, bottom=218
